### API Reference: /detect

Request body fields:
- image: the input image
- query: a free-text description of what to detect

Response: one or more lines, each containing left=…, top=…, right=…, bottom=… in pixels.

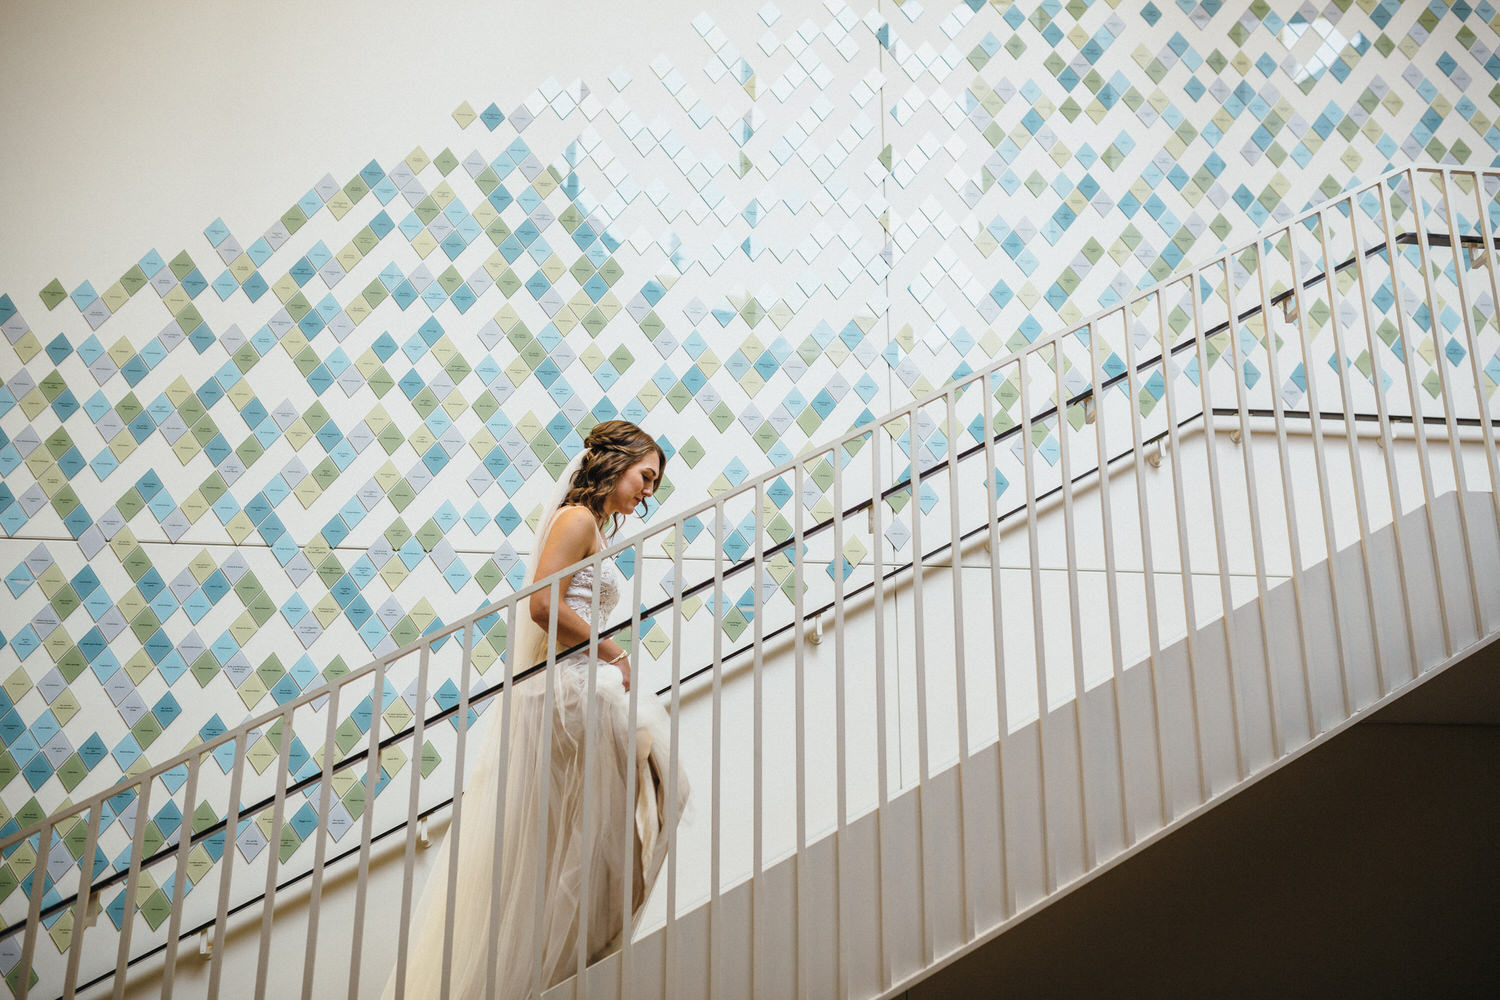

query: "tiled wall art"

left=2, top=0, right=1499, bottom=968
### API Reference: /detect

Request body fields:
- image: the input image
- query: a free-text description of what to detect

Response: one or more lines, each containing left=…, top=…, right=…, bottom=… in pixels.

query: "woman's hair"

left=561, top=420, right=667, bottom=534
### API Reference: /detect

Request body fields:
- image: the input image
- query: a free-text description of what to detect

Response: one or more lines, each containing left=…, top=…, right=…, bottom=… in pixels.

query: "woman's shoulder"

left=549, top=505, right=603, bottom=548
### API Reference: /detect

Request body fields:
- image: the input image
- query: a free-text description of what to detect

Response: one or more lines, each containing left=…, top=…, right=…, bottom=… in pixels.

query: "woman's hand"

left=614, top=656, right=631, bottom=692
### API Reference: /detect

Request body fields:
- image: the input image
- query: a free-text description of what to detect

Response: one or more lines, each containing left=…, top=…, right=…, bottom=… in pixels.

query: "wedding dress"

left=381, top=535, right=686, bottom=999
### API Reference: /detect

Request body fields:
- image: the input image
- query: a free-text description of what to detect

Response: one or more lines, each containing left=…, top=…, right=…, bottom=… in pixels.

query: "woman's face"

left=606, top=453, right=661, bottom=517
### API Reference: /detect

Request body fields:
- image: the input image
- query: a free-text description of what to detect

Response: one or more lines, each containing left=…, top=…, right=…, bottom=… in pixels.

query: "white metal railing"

left=2, top=163, right=1497, bottom=999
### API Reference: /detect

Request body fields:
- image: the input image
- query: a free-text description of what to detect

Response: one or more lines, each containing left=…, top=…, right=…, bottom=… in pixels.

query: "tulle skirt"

left=381, top=658, right=686, bottom=999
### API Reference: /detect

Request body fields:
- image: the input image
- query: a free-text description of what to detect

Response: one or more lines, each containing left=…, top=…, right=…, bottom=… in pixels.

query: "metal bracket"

left=1146, top=438, right=1166, bottom=468
left=198, top=929, right=213, bottom=958
left=1229, top=427, right=1242, bottom=445
left=417, top=817, right=430, bottom=847
left=809, top=612, right=824, bottom=645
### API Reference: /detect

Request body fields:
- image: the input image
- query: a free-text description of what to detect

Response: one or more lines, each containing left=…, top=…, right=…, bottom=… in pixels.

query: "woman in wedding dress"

left=382, top=420, right=688, bottom=999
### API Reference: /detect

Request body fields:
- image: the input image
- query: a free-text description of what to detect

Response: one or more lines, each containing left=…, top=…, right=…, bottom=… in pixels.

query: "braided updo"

left=561, top=420, right=667, bottom=534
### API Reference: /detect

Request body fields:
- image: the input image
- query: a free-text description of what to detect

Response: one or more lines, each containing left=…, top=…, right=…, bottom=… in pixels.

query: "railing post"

left=1222, top=251, right=1286, bottom=760
left=831, top=446, right=850, bottom=999
left=1410, top=168, right=1485, bottom=633
left=710, top=502, right=727, bottom=1000
left=942, top=388, right=974, bottom=942
left=1285, top=219, right=1354, bottom=723
left=618, top=550, right=644, bottom=1000
left=1347, top=190, right=1420, bottom=685
left=1085, top=314, right=1134, bottom=846
left=751, top=482, right=769, bottom=1000
left=14, top=820, right=54, bottom=1000
left=1455, top=170, right=1500, bottom=561
left=253, top=707, right=297, bottom=1000
left=441, top=622, right=476, bottom=1000
left=299, top=682, right=342, bottom=1000
left=162, top=754, right=202, bottom=1000
left=1050, top=342, right=1092, bottom=871
left=1119, top=299, right=1172, bottom=823
left=61, top=804, right=102, bottom=998
left=980, top=369, right=1015, bottom=910
left=1151, top=289, right=1209, bottom=802
left=1376, top=176, right=1455, bottom=658
left=868, top=437, right=892, bottom=991
left=395, top=646, right=434, bottom=1000
left=1016, top=356, right=1054, bottom=893
left=1313, top=205, right=1390, bottom=703
left=1250, top=237, right=1317, bottom=746
left=346, top=657, right=388, bottom=1000
left=1186, top=264, right=1247, bottom=782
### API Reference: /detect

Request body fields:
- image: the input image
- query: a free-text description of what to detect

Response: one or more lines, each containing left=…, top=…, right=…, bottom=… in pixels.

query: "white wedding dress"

left=382, top=550, right=686, bottom=999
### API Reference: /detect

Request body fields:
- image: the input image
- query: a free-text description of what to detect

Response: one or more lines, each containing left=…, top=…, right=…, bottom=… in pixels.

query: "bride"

left=382, top=419, right=688, bottom=999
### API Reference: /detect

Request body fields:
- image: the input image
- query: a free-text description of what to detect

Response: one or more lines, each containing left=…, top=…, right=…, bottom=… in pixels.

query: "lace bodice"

left=562, top=559, right=620, bottom=625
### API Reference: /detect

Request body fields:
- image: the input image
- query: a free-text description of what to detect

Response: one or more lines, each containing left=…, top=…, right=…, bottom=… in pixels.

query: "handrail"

left=4, top=163, right=1496, bottom=995
left=43, top=395, right=1494, bottom=998
left=0, top=172, right=1472, bottom=866
left=2, top=212, right=1482, bottom=943
left=0, top=177, right=1479, bottom=871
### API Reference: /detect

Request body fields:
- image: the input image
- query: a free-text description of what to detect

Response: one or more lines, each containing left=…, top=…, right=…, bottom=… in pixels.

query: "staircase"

left=2, top=163, right=1496, bottom=1000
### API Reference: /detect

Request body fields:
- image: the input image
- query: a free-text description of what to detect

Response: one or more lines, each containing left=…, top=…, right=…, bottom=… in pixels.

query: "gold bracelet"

left=606, top=650, right=627, bottom=665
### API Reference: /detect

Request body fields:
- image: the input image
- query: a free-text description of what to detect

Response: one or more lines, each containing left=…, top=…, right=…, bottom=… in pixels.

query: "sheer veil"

left=380, top=449, right=591, bottom=999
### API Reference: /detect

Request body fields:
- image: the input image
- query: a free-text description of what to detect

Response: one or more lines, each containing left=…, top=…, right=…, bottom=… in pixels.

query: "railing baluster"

left=62, top=803, right=102, bottom=999
left=710, top=502, right=726, bottom=1000
left=162, top=754, right=202, bottom=1000
left=529, top=584, right=561, bottom=999
left=944, top=388, right=973, bottom=941
left=1085, top=314, right=1133, bottom=846
left=254, top=707, right=296, bottom=1000
left=1411, top=168, right=1485, bottom=633
left=752, top=482, right=768, bottom=1000
left=576, top=553, right=605, bottom=993
left=831, top=446, right=850, bottom=998
left=1016, top=357, right=1054, bottom=893
left=619, top=551, right=643, bottom=1000
left=347, top=657, right=388, bottom=1000
left=665, top=522, right=685, bottom=1000
left=1187, top=264, right=1247, bottom=782
left=1315, top=205, right=1389, bottom=702
left=1456, top=169, right=1500, bottom=578
left=299, top=683, right=341, bottom=1000
left=1286, top=220, right=1354, bottom=723
left=1119, top=301, right=1172, bottom=824
left=1377, top=176, right=1454, bottom=658
left=211, top=741, right=248, bottom=998
left=792, top=459, right=809, bottom=997
left=980, top=368, right=1015, bottom=910
left=1222, top=251, right=1285, bottom=760
left=1348, top=191, right=1419, bottom=685
left=1051, top=341, right=1092, bottom=871
left=111, top=778, right=152, bottom=1000
left=15, top=820, right=53, bottom=1000
left=441, top=623, right=476, bottom=1000
left=907, top=409, right=936, bottom=957
left=869, top=435, right=892, bottom=991
left=1151, top=288, right=1209, bottom=802
left=1251, top=237, right=1317, bottom=745
left=394, top=646, right=433, bottom=1000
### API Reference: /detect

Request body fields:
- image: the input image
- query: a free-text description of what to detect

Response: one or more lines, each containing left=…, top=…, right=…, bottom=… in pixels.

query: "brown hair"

left=562, top=420, right=667, bottom=535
